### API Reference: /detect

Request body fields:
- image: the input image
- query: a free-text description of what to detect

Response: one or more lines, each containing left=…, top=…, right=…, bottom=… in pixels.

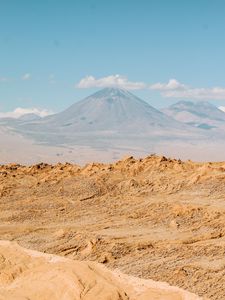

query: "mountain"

left=0, top=113, right=41, bottom=127
left=19, top=88, right=192, bottom=135
left=162, top=100, right=225, bottom=130
left=18, top=113, right=41, bottom=122
left=2, top=88, right=219, bottom=164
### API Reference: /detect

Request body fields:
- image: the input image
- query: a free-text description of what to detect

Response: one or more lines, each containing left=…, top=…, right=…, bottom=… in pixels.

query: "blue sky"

left=1, top=0, right=225, bottom=116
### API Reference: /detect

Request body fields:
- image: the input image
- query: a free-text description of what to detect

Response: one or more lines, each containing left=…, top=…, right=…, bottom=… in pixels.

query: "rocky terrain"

left=0, top=240, right=201, bottom=300
left=1, top=155, right=225, bottom=299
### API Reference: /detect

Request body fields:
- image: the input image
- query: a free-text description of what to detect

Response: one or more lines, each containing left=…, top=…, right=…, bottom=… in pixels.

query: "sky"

left=1, top=0, right=225, bottom=117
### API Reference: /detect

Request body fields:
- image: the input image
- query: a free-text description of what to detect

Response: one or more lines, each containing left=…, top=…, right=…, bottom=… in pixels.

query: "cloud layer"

left=150, top=79, right=187, bottom=91
left=76, top=75, right=146, bottom=90
left=77, top=75, right=225, bottom=100
left=150, top=79, right=225, bottom=100
left=0, top=107, right=53, bottom=119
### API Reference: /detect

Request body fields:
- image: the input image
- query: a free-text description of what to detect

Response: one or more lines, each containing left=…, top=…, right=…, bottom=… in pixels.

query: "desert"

left=0, top=240, right=201, bottom=300
left=2, top=1, right=225, bottom=299
left=1, top=155, right=225, bottom=299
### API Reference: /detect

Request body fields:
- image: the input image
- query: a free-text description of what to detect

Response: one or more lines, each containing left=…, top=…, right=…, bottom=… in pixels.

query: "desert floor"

left=1, top=155, right=225, bottom=299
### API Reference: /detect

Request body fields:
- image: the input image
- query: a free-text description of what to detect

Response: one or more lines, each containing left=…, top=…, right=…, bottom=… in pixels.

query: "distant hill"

left=18, top=113, right=41, bottom=122
left=0, top=113, right=41, bottom=126
left=162, top=100, right=225, bottom=130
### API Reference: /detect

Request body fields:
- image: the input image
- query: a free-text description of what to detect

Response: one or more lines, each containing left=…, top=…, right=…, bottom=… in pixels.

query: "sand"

left=0, top=240, right=202, bottom=300
left=0, top=155, right=225, bottom=299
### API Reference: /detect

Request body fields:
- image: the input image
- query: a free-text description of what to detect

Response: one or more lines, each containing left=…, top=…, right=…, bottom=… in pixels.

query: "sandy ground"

left=1, top=155, right=225, bottom=299
left=0, top=240, right=201, bottom=300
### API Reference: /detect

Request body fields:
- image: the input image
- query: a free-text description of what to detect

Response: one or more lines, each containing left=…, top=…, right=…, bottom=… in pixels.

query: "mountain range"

left=1, top=87, right=225, bottom=164
left=16, top=88, right=192, bottom=135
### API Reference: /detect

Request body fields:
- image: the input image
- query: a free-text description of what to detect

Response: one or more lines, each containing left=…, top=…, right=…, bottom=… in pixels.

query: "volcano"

left=21, top=88, right=191, bottom=135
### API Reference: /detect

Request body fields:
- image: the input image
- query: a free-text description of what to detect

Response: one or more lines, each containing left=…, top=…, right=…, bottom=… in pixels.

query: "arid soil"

left=1, top=155, right=225, bottom=299
left=0, top=240, right=201, bottom=300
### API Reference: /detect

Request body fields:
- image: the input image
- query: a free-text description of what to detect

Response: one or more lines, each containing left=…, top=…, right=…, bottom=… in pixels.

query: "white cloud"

left=76, top=75, right=225, bottom=100
left=150, top=79, right=225, bottom=100
left=150, top=79, right=187, bottom=91
left=163, top=87, right=225, bottom=100
left=76, top=74, right=146, bottom=90
left=218, top=106, right=225, bottom=112
left=0, top=107, right=53, bottom=119
left=22, top=73, right=31, bottom=80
